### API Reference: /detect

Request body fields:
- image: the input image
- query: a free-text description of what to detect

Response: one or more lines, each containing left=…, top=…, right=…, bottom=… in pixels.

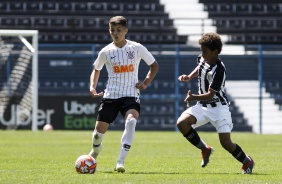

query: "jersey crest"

left=127, top=51, right=135, bottom=60
left=206, top=71, right=213, bottom=82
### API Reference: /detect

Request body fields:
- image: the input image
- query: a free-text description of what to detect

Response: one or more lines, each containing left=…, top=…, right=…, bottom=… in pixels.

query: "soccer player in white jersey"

left=177, top=33, right=254, bottom=174
left=88, top=16, right=159, bottom=173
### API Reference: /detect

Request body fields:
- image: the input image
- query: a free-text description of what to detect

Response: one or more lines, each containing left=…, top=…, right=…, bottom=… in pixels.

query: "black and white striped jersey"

left=94, top=40, right=155, bottom=99
left=197, top=56, right=230, bottom=105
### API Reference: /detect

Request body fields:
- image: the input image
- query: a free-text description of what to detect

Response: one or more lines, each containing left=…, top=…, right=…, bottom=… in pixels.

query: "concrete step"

left=225, top=81, right=282, bottom=134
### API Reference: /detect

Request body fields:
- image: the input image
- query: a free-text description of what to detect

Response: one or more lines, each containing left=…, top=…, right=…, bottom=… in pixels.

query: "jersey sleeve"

left=93, top=51, right=106, bottom=70
left=137, top=44, right=155, bottom=65
left=210, top=67, right=225, bottom=92
left=197, top=54, right=202, bottom=64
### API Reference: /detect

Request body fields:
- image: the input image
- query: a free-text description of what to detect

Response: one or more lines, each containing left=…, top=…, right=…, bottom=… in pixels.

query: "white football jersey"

left=94, top=40, right=155, bottom=99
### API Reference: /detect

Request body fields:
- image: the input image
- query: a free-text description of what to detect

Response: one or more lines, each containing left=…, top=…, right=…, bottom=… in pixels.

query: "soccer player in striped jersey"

left=88, top=16, right=159, bottom=173
left=177, top=32, right=254, bottom=174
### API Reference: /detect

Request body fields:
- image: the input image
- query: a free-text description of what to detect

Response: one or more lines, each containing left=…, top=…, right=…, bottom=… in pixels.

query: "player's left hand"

left=184, top=90, right=193, bottom=104
left=135, top=81, right=147, bottom=90
left=90, top=88, right=103, bottom=98
left=178, top=74, right=190, bottom=82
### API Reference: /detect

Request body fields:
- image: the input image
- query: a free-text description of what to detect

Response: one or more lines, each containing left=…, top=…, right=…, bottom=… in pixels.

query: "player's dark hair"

left=199, top=32, right=222, bottom=54
left=109, top=16, right=127, bottom=27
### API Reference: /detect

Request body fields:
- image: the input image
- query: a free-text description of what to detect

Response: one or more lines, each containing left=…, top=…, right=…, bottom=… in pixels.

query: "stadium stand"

left=251, top=45, right=282, bottom=112
left=199, top=0, right=282, bottom=44
left=0, top=1, right=187, bottom=44
left=1, top=0, right=282, bottom=44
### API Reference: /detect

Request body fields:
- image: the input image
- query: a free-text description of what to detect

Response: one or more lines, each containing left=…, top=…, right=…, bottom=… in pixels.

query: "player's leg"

left=89, top=99, right=120, bottom=160
left=218, top=132, right=254, bottom=174
left=114, top=98, right=140, bottom=173
left=216, top=119, right=254, bottom=174
left=177, top=105, right=212, bottom=167
left=89, top=121, right=109, bottom=159
left=114, top=109, right=138, bottom=173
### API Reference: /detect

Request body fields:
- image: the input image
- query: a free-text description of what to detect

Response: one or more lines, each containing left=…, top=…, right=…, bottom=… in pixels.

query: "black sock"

left=184, top=128, right=206, bottom=149
left=230, top=144, right=248, bottom=163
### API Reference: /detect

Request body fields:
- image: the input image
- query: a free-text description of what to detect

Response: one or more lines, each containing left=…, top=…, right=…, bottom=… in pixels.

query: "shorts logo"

left=127, top=51, right=135, bottom=60
left=113, top=64, right=134, bottom=73
left=135, top=97, right=140, bottom=104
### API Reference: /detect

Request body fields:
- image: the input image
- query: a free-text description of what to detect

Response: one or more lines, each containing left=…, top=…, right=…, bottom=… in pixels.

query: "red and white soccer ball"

left=43, top=124, right=53, bottom=131
left=75, top=155, right=97, bottom=174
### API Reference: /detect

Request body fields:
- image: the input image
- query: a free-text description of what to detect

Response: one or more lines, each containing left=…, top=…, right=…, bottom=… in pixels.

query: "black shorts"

left=96, top=97, right=140, bottom=124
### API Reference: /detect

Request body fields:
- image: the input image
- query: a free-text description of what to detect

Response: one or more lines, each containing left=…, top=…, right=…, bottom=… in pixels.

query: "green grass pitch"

left=1, top=130, right=282, bottom=184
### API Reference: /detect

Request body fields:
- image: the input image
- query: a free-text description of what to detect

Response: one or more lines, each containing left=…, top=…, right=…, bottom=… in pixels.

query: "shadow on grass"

left=101, top=171, right=270, bottom=176
left=102, top=171, right=185, bottom=174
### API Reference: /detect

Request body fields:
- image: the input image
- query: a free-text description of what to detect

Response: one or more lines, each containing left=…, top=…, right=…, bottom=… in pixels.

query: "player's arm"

left=185, top=87, right=216, bottom=103
left=90, top=69, right=103, bottom=98
left=136, top=61, right=159, bottom=90
left=186, top=67, right=225, bottom=102
left=178, top=66, right=199, bottom=82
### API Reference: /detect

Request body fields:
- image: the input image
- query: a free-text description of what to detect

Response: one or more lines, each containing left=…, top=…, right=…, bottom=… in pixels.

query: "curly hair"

left=199, top=32, right=222, bottom=54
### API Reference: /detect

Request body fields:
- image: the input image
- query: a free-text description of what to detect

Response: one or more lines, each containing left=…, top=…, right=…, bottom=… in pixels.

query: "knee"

left=176, top=116, right=193, bottom=127
left=176, top=118, right=192, bottom=133
left=176, top=118, right=185, bottom=128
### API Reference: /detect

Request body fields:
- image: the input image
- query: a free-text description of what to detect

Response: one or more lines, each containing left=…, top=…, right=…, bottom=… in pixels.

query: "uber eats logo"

left=64, top=101, right=98, bottom=129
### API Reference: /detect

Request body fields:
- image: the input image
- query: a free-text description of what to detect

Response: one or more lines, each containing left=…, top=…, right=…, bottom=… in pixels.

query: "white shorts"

left=182, top=102, right=233, bottom=133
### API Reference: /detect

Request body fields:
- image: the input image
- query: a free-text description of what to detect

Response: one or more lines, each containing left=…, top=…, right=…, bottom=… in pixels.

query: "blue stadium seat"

left=266, top=4, right=281, bottom=13
left=235, top=4, right=250, bottom=12
left=251, top=3, right=265, bottom=12
left=139, top=3, right=157, bottom=11
left=220, top=4, right=233, bottom=12
left=147, top=19, right=165, bottom=27
left=58, top=2, right=72, bottom=11
left=261, top=19, right=275, bottom=28
left=18, top=18, right=31, bottom=27
left=106, top=3, right=120, bottom=11
left=74, top=3, right=88, bottom=11
left=42, top=2, right=57, bottom=11
left=229, top=19, right=243, bottom=29
left=1, top=18, right=16, bottom=26
left=34, top=18, right=50, bottom=28
left=204, top=4, right=218, bottom=12
left=89, top=3, right=104, bottom=11
left=10, top=2, right=24, bottom=11
left=124, top=3, right=136, bottom=11
left=50, top=18, right=67, bottom=28
left=129, top=19, right=145, bottom=27
left=26, top=2, right=41, bottom=11
left=85, top=18, right=98, bottom=28
left=0, top=2, right=8, bottom=11
left=245, top=19, right=258, bottom=28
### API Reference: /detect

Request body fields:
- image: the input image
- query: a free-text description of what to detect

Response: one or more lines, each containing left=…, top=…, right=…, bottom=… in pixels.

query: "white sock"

left=117, top=118, right=137, bottom=163
left=92, top=130, right=104, bottom=154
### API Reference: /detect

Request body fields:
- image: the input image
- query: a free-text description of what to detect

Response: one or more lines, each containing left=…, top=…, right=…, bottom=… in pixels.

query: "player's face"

left=109, top=24, right=128, bottom=46
left=200, top=46, right=218, bottom=64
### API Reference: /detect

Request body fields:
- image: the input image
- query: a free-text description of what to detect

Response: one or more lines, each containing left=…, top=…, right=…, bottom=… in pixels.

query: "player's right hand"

left=90, top=88, right=103, bottom=98
left=178, top=74, right=190, bottom=82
